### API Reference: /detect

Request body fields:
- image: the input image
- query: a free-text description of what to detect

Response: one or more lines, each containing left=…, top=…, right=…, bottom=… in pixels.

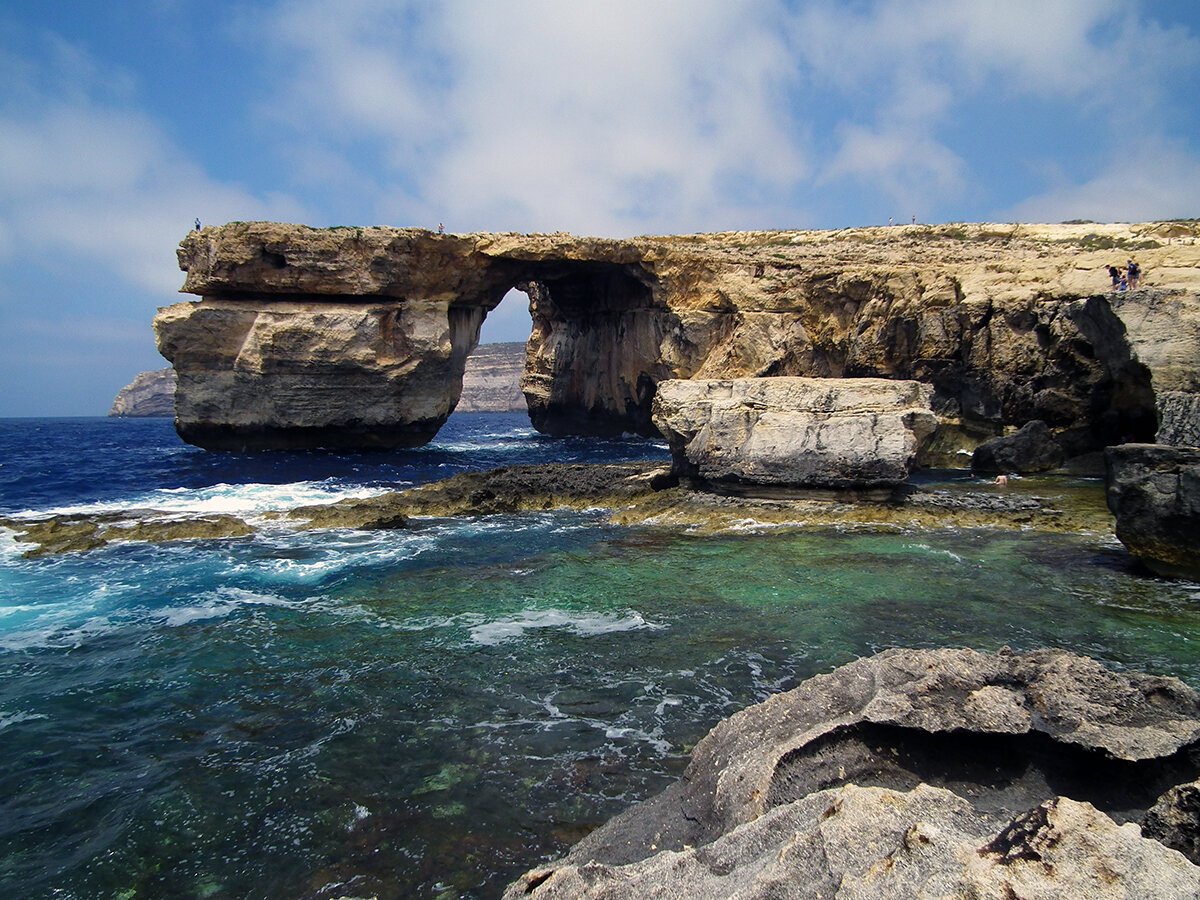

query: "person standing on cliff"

left=437, top=223, right=445, bottom=235
left=194, top=217, right=201, bottom=231
left=1127, top=259, right=1141, bottom=289
left=1108, top=265, right=1121, bottom=289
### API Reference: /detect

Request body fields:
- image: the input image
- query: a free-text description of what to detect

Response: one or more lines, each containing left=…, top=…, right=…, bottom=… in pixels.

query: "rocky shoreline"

left=0, top=462, right=1116, bottom=559
left=503, top=647, right=1200, bottom=898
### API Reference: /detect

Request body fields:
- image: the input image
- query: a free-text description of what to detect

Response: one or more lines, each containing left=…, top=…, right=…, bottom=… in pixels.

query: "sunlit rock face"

left=156, top=221, right=1200, bottom=451
left=652, top=377, right=937, bottom=491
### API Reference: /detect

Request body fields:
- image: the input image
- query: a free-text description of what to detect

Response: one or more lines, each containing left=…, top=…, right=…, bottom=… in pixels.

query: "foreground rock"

left=108, top=368, right=176, bottom=417
left=506, top=647, right=1200, bottom=898
left=1105, top=443, right=1200, bottom=579
left=652, top=377, right=936, bottom=493
left=158, top=221, right=1200, bottom=450
left=970, top=418, right=1064, bottom=475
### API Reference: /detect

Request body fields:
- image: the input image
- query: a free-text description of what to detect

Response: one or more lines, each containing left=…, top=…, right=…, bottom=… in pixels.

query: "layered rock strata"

left=108, top=368, right=176, bottom=417
left=112, top=342, right=527, bottom=419
left=455, top=342, right=528, bottom=412
left=1105, top=443, right=1200, bottom=579
left=157, top=221, right=1200, bottom=451
left=652, top=377, right=936, bottom=492
left=505, top=647, right=1200, bottom=898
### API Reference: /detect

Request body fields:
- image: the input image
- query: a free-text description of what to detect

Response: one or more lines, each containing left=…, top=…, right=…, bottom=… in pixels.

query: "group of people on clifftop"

left=1108, top=259, right=1141, bottom=292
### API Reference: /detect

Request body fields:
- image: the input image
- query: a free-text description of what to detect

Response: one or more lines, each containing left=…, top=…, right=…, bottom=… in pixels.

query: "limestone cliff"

left=111, top=344, right=526, bottom=420
left=108, top=368, right=176, bottom=417
left=157, top=220, right=1200, bottom=451
left=455, top=342, right=527, bottom=412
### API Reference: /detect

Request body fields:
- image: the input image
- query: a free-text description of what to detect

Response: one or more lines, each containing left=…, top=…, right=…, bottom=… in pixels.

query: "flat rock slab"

left=652, top=377, right=937, bottom=490
left=506, top=647, right=1200, bottom=899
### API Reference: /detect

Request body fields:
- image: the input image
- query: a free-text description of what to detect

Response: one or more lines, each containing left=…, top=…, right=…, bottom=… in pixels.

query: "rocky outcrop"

left=108, top=368, right=176, bottom=417
left=971, top=418, right=1064, bottom=475
left=456, top=342, right=527, bottom=412
left=506, top=647, right=1200, bottom=898
left=157, top=221, right=1200, bottom=451
left=1105, top=443, right=1200, bottom=579
left=652, top=377, right=936, bottom=492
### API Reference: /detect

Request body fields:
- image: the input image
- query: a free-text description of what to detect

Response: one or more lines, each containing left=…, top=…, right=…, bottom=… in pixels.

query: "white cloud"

left=1007, top=138, right=1200, bottom=223
left=0, top=36, right=307, bottom=299
left=256, top=0, right=810, bottom=235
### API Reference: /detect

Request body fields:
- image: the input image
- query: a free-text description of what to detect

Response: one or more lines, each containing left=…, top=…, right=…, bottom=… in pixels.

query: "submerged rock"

left=1105, top=443, right=1200, bottom=579
left=652, top=377, right=936, bottom=493
left=971, top=418, right=1064, bottom=475
left=505, top=647, right=1200, bottom=898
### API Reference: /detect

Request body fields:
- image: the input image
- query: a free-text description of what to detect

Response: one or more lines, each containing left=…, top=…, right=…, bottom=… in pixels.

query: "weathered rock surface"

left=1158, top=391, right=1200, bottom=447
left=0, top=512, right=252, bottom=558
left=456, top=342, right=528, bottom=412
left=505, top=647, right=1200, bottom=899
left=652, top=377, right=936, bottom=491
left=108, top=368, right=176, bottom=417
left=971, top=418, right=1064, bottom=475
left=1105, top=443, right=1200, bottom=579
left=1144, top=778, right=1200, bottom=864
left=158, top=221, right=1200, bottom=451
left=110, top=342, right=526, bottom=420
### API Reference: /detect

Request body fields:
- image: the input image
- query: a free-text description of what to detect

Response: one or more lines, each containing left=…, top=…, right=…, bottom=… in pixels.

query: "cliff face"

left=456, top=342, right=527, bottom=412
left=108, top=368, right=176, bottom=417
left=156, top=221, right=1200, bottom=451
left=112, top=344, right=526, bottom=420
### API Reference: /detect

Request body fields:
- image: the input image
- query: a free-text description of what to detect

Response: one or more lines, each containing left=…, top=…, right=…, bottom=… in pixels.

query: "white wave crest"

left=12, top=479, right=393, bottom=520
left=469, top=608, right=665, bottom=646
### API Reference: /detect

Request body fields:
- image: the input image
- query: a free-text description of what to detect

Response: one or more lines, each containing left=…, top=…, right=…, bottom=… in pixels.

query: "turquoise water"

left=2, top=417, right=1199, bottom=898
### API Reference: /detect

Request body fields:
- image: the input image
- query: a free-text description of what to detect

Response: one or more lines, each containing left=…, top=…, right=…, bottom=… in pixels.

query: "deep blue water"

left=1, top=415, right=1199, bottom=898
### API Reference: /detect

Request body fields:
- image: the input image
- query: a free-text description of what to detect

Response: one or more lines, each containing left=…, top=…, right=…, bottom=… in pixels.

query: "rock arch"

left=155, top=221, right=1194, bottom=454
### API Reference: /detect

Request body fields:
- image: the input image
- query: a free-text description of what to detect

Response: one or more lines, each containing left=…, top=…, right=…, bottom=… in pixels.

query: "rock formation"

left=505, top=647, right=1200, bottom=899
left=652, top=377, right=936, bottom=492
left=108, top=368, right=176, bottom=417
left=970, top=418, right=1065, bottom=475
left=111, top=343, right=526, bottom=419
left=1105, top=443, right=1200, bottom=579
left=156, top=221, right=1200, bottom=452
left=455, top=342, right=527, bottom=412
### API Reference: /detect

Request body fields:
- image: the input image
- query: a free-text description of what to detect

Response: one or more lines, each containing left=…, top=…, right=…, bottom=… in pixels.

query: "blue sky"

left=2, top=0, right=1199, bottom=416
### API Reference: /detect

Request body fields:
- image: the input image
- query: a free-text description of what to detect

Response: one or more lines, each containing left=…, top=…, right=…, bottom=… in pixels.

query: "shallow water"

left=1, top=416, right=1198, bottom=898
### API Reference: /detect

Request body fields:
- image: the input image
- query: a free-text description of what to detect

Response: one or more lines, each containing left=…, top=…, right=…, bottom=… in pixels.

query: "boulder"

left=651, top=377, right=936, bottom=492
left=1105, top=443, right=1200, bottom=579
left=970, top=419, right=1064, bottom=474
left=506, top=647, right=1200, bottom=899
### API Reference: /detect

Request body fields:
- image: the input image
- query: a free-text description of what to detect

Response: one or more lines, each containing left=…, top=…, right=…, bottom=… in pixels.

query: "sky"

left=1, top=0, right=1199, bottom=416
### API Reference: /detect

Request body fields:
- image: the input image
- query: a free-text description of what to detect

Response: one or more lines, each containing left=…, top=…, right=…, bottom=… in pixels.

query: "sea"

left=2, top=413, right=1199, bottom=899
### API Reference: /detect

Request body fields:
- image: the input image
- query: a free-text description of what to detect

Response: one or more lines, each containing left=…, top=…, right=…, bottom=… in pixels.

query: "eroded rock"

left=971, top=419, right=1064, bottom=475
left=158, top=221, right=1200, bottom=451
left=505, top=647, right=1200, bottom=898
left=652, top=377, right=936, bottom=492
left=1105, top=443, right=1200, bottom=579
